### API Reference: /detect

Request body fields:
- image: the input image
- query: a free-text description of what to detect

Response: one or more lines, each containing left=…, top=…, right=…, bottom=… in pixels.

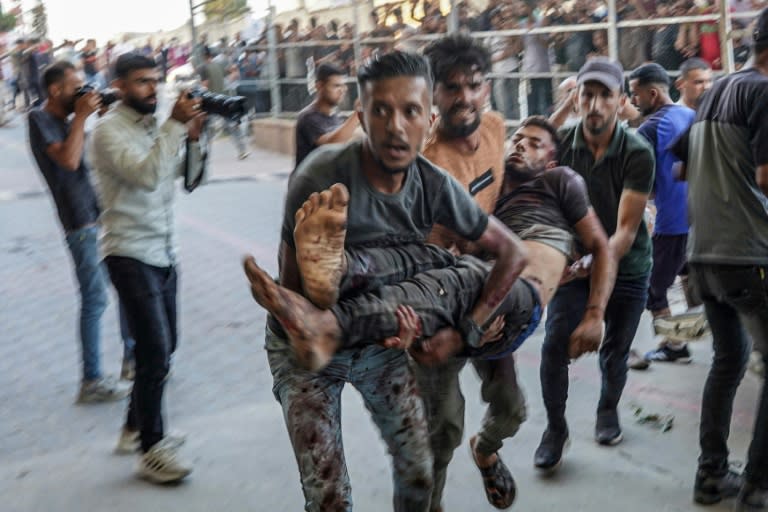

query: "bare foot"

left=243, top=256, right=341, bottom=371
left=469, top=435, right=498, bottom=469
left=381, top=305, right=422, bottom=350
left=294, top=183, right=349, bottom=309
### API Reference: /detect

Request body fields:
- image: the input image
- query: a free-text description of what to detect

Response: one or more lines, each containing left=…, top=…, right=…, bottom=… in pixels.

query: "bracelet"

left=585, top=304, right=604, bottom=312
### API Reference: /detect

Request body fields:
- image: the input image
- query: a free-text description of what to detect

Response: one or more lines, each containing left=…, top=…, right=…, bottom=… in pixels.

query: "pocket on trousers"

left=717, top=266, right=768, bottom=315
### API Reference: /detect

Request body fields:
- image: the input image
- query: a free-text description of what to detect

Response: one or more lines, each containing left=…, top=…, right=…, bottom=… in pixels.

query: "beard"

left=441, top=107, right=481, bottom=138
left=124, top=94, right=157, bottom=115
left=373, top=152, right=410, bottom=175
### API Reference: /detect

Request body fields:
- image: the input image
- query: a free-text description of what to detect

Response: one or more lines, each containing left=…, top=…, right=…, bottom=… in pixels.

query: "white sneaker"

left=76, top=376, right=131, bottom=404
left=137, top=437, right=192, bottom=484
left=115, top=429, right=140, bottom=455
left=116, top=429, right=186, bottom=455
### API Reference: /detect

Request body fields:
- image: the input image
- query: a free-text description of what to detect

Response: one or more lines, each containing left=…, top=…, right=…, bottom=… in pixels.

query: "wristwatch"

left=459, top=316, right=485, bottom=348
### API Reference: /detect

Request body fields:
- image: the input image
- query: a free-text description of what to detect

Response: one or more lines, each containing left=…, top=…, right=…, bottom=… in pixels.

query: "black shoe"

left=693, top=469, right=742, bottom=505
left=595, top=411, right=623, bottom=446
left=534, top=427, right=569, bottom=474
left=735, top=482, right=768, bottom=511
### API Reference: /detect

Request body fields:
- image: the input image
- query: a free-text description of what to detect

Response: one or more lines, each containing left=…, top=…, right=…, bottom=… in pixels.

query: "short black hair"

left=114, top=52, right=157, bottom=79
left=519, top=115, right=561, bottom=155
left=357, top=51, right=432, bottom=92
left=42, top=61, right=76, bottom=90
left=422, top=34, right=491, bottom=86
left=628, top=62, right=670, bottom=88
left=679, top=58, right=711, bottom=79
left=316, top=63, right=345, bottom=82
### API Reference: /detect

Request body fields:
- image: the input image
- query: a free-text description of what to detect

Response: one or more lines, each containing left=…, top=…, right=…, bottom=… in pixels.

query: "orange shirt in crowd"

left=422, top=111, right=506, bottom=251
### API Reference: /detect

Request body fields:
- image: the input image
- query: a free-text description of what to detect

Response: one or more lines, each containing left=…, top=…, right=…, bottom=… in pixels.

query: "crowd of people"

left=3, top=0, right=766, bottom=121
left=11, top=0, right=768, bottom=511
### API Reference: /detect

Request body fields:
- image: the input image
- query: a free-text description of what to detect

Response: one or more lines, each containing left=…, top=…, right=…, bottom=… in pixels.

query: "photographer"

left=90, top=52, right=205, bottom=485
left=27, top=61, right=132, bottom=403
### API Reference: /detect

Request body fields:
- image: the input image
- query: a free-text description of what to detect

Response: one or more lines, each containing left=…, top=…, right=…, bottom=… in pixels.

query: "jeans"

left=412, top=354, right=526, bottom=510
left=208, top=116, right=246, bottom=155
left=65, top=225, right=109, bottom=381
left=105, top=256, right=178, bottom=452
left=692, top=263, right=768, bottom=488
left=265, top=327, right=433, bottom=512
left=647, top=233, right=688, bottom=312
left=541, top=276, right=649, bottom=431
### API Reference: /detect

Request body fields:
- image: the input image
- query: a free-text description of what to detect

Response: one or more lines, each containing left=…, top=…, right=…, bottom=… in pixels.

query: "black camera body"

left=74, top=84, right=120, bottom=107
left=187, top=87, right=248, bottom=120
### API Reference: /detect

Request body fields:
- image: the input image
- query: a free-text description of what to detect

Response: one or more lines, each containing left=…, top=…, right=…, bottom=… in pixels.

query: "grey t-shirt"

left=294, top=104, right=344, bottom=169
left=683, top=68, right=768, bottom=265
left=27, top=108, right=100, bottom=233
left=495, top=166, right=590, bottom=258
left=282, top=140, right=489, bottom=251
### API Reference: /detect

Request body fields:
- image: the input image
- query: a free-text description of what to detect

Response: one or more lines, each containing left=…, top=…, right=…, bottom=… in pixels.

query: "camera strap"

left=183, top=123, right=209, bottom=193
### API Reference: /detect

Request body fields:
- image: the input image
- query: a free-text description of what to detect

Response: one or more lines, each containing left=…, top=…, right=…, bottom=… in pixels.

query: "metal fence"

left=234, top=0, right=763, bottom=124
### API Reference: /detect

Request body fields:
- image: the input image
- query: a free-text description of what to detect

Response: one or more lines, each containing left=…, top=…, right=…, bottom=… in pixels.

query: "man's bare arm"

left=757, top=164, right=768, bottom=196
left=315, top=113, right=360, bottom=146
left=469, top=216, right=529, bottom=327
left=575, top=208, right=616, bottom=314
left=549, top=89, right=576, bottom=129
left=610, top=189, right=649, bottom=261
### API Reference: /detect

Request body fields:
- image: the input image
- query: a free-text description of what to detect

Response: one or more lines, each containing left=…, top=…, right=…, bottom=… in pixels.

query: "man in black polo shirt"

left=293, top=63, right=359, bottom=169
left=536, top=57, right=654, bottom=472
left=681, top=9, right=768, bottom=510
left=28, top=61, right=131, bottom=403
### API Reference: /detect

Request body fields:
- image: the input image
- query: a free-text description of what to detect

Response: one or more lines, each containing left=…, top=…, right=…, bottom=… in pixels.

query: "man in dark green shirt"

left=536, top=57, right=655, bottom=473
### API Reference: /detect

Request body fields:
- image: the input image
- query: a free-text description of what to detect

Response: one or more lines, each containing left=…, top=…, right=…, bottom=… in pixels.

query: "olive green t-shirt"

left=558, top=122, right=655, bottom=279
left=282, top=140, right=489, bottom=251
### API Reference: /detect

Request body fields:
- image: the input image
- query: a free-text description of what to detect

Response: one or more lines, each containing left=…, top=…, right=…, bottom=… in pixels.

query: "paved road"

left=0, top=110, right=761, bottom=512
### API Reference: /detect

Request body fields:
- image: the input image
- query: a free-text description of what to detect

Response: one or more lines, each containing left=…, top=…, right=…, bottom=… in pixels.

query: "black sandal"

left=470, top=436, right=516, bottom=509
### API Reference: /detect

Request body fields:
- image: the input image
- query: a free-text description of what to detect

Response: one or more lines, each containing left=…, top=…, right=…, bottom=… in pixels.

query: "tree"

left=0, top=1, right=18, bottom=32
left=31, top=0, right=47, bottom=39
left=202, top=0, right=250, bottom=21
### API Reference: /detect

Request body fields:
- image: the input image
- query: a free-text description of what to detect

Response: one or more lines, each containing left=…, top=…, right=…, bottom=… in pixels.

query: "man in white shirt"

left=90, top=52, right=205, bottom=485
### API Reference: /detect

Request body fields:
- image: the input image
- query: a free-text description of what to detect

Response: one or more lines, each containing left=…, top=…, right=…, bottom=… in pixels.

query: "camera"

left=187, top=87, right=248, bottom=120
left=74, top=84, right=120, bottom=107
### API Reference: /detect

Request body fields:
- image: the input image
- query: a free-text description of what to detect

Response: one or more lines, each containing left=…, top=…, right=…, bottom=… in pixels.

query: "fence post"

left=266, top=3, right=281, bottom=117
left=448, top=0, right=458, bottom=34
left=607, top=0, right=619, bottom=62
left=719, top=0, right=735, bottom=73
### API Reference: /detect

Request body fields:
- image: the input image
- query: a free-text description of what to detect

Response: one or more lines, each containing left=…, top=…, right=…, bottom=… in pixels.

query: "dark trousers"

left=105, top=256, right=178, bottom=453
left=692, top=263, right=768, bottom=488
left=541, top=276, right=648, bottom=431
left=333, top=243, right=540, bottom=359
left=412, top=354, right=526, bottom=510
left=647, top=233, right=688, bottom=312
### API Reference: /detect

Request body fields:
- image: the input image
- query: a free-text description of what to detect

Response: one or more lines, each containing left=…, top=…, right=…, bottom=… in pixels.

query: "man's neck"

left=436, top=122, right=481, bottom=153
left=361, top=140, right=407, bottom=195
left=43, top=100, right=68, bottom=121
left=680, top=96, right=697, bottom=110
left=582, top=120, right=617, bottom=160
left=313, top=98, right=335, bottom=115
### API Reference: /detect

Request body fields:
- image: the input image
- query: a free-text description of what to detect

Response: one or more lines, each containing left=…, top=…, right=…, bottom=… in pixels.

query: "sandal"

left=469, top=435, right=516, bottom=509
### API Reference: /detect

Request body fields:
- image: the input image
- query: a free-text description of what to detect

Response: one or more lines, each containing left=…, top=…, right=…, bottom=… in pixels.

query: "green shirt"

left=558, top=121, right=655, bottom=280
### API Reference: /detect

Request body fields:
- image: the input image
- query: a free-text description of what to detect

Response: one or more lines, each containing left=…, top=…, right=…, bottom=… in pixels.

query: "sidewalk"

left=0, top=115, right=763, bottom=512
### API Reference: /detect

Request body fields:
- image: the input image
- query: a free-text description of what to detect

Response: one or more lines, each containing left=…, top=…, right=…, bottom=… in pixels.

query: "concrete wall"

left=249, top=118, right=296, bottom=155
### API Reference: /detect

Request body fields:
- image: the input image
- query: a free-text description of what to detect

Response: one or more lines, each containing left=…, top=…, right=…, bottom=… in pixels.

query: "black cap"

left=754, top=7, right=768, bottom=44
left=629, top=62, right=670, bottom=87
left=577, top=57, right=624, bottom=92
